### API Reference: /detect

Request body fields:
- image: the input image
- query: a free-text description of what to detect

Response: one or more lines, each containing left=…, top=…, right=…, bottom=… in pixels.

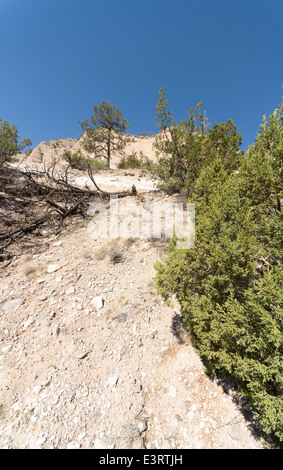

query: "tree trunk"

left=107, top=131, right=111, bottom=167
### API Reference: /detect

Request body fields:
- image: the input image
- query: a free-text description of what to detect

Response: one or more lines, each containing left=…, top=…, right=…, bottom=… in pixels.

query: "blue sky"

left=0, top=0, right=282, bottom=150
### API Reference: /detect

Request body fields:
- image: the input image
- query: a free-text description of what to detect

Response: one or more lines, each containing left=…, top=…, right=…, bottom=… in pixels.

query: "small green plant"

left=62, top=149, right=107, bottom=171
left=81, top=248, right=94, bottom=259
left=89, top=159, right=108, bottom=171
left=118, top=151, right=154, bottom=171
left=23, top=263, right=37, bottom=276
left=95, top=238, right=121, bottom=260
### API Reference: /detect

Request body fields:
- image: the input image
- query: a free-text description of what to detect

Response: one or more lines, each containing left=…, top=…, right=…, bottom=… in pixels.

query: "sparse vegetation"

left=23, top=262, right=37, bottom=276
left=95, top=238, right=122, bottom=261
left=81, top=247, right=94, bottom=260
left=22, top=258, right=45, bottom=277
left=62, top=149, right=108, bottom=171
left=118, top=151, right=154, bottom=171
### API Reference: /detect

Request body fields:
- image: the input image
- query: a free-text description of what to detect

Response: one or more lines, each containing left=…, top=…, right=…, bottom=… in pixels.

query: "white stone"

left=107, top=375, right=119, bottom=386
left=91, top=296, right=104, bottom=309
left=47, top=264, right=60, bottom=273
left=228, top=423, right=243, bottom=441
left=135, top=419, right=147, bottom=433
left=66, top=286, right=75, bottom=295
left=3, top=299, right=23, bottom=312
left=36, top=436, right=46, bottom=446
left=23, top=319, right=33, bottom=329
left=168, top=386, right=177, bottom=398
left=93, top=439, right=108, bottom=449
left=32, top=385, right=42, bottom=394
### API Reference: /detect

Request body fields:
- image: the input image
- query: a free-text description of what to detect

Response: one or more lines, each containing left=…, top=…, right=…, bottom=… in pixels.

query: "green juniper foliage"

left=155, top=103, right=283, bottom=444
left=62, top=149, right=108, bottom=171
left=0, top=118, right=32, bottom=167
left=152, top=87, right=243, bottom=195
left=153, top=87, right=208, bottom=194
left=118, top=151, right=154, bottom=171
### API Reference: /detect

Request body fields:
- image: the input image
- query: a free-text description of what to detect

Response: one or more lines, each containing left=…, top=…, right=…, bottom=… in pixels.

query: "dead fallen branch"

left=0, top=161, right=135, bottom=264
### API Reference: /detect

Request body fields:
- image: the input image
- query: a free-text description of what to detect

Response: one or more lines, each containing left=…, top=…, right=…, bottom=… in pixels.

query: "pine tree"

left=79, top=101, right=131, bottom=167
left=152, top=87, right=243, bottom=195
left=153, top=87, right=208, bottom=194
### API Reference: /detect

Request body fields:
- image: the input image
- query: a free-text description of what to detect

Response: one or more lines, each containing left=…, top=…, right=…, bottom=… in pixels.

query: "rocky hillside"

left=0, top=159, right=265, bottom=449
left=13, top=133, right=158, bottom=171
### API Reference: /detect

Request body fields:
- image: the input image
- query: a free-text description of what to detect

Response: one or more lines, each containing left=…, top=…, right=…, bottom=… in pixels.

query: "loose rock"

left=77, top=352, right=88, bottom=359
left=135, top=383, right=142, bottom=393
left=47, top=264, right=60, bottom=273
left=91, top=296, right=104, bottom=310
left=2, top=299, right=23, bottom=312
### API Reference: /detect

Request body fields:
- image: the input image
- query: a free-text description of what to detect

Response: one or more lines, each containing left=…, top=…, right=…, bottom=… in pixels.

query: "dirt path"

left=0, top=175, right=264, bottom=449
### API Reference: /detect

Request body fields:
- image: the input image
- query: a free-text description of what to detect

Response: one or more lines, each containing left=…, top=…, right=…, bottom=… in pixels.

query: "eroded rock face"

left=29, top=138, right=79, bottom=162
left=12, top=133, right=158, bottom=171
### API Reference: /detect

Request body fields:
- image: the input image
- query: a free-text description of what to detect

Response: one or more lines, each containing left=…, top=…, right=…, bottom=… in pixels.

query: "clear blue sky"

left=0, top=0, right=282, bottom=150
